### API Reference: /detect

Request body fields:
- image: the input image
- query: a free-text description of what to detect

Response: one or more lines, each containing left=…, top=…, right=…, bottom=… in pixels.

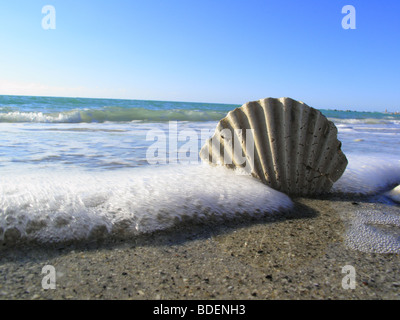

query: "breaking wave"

left=0, top=107, right=227, bottom=123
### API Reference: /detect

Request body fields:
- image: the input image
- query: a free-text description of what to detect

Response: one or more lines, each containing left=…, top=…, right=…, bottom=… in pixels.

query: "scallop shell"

left=199, top=97, right=348, bottom=196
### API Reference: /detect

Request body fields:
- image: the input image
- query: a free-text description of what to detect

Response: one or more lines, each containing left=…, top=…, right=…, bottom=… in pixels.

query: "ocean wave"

left=329, top=117, right=400, bottom=125
left=1, top=110, right=398, bottom=125
left=0, top=107, right=227, bottom=123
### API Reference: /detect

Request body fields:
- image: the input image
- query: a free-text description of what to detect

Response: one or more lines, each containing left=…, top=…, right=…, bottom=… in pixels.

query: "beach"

left=2, top=0, right=400, bottom=302
left=1, top=196, right=399, bottom=300
left=1, top=95, right=400, bottom=300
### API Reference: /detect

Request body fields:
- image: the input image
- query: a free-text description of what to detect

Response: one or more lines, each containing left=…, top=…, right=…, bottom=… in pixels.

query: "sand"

left=0, top=196, right=399, bottom=300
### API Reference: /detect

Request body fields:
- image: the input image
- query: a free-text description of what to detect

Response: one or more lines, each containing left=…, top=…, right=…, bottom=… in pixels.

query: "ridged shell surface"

left=199, top=97, right=348, bottom=196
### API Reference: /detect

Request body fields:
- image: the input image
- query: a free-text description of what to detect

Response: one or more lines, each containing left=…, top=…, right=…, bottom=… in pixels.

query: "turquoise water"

left=1, top=95, right=399, bottom=123
left=0, top=95, right=399, bottom=245
left=0, top=95, right=232, bottom=123
left=0, top=95, right=399, bottom=171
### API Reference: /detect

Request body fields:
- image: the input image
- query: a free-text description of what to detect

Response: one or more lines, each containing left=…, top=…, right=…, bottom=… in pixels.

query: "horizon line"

left=0, top=93, right=398, bottom=114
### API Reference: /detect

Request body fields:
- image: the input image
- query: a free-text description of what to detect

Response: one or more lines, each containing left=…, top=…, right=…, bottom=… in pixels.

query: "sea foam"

left=345, top=209, right=400, bottom=253
left=0, top=165, right=293, bottom=244
left=332, top=155, right=400, bottom=195
left=332, top=155, right=400, bottom=253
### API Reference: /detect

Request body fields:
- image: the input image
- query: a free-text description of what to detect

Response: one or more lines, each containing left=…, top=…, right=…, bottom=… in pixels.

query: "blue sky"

left=0, top=0, right=399, bottom=111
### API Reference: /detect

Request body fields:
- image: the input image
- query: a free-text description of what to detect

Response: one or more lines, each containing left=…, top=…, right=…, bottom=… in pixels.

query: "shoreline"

left=1, top=196, right=399, bottom=300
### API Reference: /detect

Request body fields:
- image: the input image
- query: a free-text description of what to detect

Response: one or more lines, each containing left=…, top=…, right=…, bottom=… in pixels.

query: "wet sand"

left=0, top=197, right=399, bottom=300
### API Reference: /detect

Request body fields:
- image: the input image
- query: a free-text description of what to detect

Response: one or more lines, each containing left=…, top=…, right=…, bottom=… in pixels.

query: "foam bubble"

left=345, top=210, right=400, bottom=253
left=0, top=165, right=293, bottom=244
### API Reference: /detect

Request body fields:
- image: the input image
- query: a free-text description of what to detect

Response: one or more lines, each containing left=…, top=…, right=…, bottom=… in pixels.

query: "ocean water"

left=1, top=95, right=400, bottom=251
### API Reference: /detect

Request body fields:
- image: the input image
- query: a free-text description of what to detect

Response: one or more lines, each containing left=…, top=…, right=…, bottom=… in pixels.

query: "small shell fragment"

left=386, top=185, right=400, bottom=203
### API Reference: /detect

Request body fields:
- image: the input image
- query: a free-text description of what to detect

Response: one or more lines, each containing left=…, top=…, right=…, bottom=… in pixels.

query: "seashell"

left=199, top=97, right=348, bottom=196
